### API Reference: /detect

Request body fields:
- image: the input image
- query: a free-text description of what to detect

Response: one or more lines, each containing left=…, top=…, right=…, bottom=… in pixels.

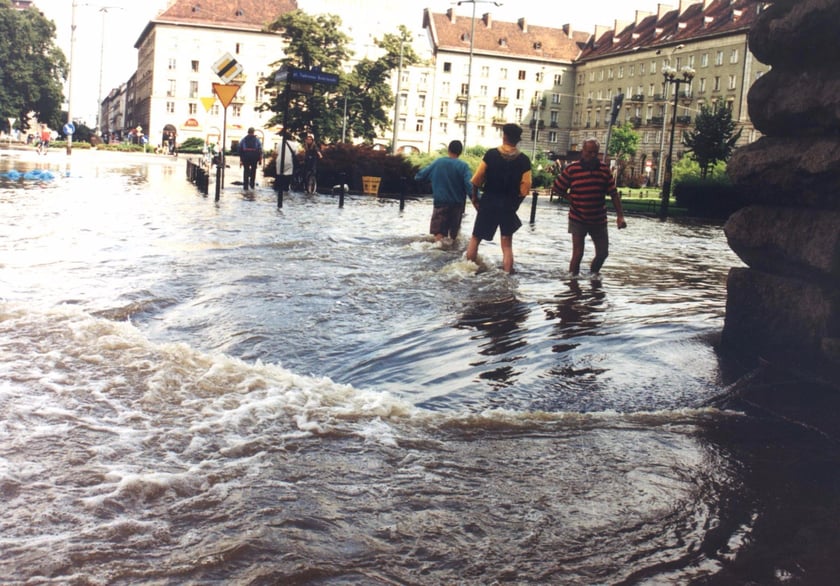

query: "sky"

left=35, top=0, right=667, bottom=126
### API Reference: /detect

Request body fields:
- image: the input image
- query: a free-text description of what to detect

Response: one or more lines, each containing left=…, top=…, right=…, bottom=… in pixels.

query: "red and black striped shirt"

left=553, top=162, right=617, bottom=225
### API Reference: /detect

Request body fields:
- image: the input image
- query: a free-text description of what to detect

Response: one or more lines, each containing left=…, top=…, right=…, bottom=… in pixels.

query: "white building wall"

left=146, top=24, right=286, bottom=152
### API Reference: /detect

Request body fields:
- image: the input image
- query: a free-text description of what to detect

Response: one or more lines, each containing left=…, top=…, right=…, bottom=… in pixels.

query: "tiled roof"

left=156, top=0, right=298, bottom=30
left=580, top=0, right=763, bottom=60
left=425, top=9, right=583, bottom=63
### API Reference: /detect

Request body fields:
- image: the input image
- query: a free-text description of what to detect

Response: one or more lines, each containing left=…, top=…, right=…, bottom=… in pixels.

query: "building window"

left=166, top=101, right=175, bottom=113
left=235, top=43, right=241, bottom=54
left=440, top=121, right=448, bottom=133
left=188, top=103, right=197, bottom=115
left=443, top=62, right=452, bottom=73
left=189, top=81, right=198, bottom=98
left=168, top=58, right=176, bottom=70
left=551, top=93, right=560, bottom=104
left=480, top=85, right=488, bottom=96
left=730, top=48, right=739, bottom=64
left=699, top=78, right=707, bottom=93
left=713, top=76, right=721, bottom=91
left=167, top=79, right=176, bottom=97
left=553, top=72, right=563, bottom=85
left=440, top=101, right=449, bottom=117
left=415, top=119, right=424, bottom=132
left=618, top=65, right=624, bottom=79
left=548, top=131, right=557, bottom=142
left=518, top=70, right=526, bottom=80
left=536, top=70, right=544, bottom=83
left=728, top=74, right=737, bottom=90
left=715, top=50, right=724, bottom=66
left=650, top=60, right=657, bottom=74
left=232, top=104, right=241, bottom=117
left=516, top=88, right=525, bottom=100
left=515, top=107, right=523, bottom=122
left=701, top=53, right=709, bottom=67
left=191, top=60, right=199, bottom=73
left=500, top=67, right=508, bottom=79
left=481, top=65, right=490, bottom=77
left=478, top=104, right=486, bottom=120
left=212, top=105, right=220, bottom=116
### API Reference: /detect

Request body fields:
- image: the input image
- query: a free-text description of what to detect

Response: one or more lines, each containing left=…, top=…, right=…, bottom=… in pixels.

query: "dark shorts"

left=472, top=198, right=522, bottom=241
left=430, top=203, right=465, bottom=238
left=568, top=218, right=609, bottom=249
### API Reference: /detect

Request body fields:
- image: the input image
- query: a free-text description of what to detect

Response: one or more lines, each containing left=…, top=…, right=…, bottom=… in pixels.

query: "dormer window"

left=460, top=32, right=470, bottom=42
left=235, top=9, right=244, bottom=17
left=192, top=4, right=200, bottom=12
left=533, top=41, right=542, bottom=50
left=498, top=37, right=508, bottom=47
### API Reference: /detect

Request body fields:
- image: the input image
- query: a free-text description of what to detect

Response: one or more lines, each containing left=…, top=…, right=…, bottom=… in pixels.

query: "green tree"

left=264, top=12, right=420, bottom=145
left=606, top=122, right=640, bottom=186
left=683, top=103, right=742, bottom=179
left=0, top=0, right=67, bottom=130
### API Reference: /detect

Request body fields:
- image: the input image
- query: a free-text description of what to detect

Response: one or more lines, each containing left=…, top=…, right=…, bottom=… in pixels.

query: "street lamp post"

left=390, top=35, right=405, bottom=154
left=457, top=0, right=501, bottom=148
left=96, top=6, right=122, bottom=135
left=659, top=65, right=695, bottom=219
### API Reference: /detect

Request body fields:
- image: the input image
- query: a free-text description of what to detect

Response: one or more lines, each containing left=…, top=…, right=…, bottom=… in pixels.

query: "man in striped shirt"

left=553, top=138, right=627, bottom=276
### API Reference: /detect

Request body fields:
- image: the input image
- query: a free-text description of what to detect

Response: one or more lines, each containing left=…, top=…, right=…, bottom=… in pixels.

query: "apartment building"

left=417, top=0, right=768, bottom=179
left=572, top=0, right=768, bottom=183
left=123, top=0, right=296, bottom=151
left=419, top=8, right=583, bottom=156
left=100, top=0, right=767, bottom=171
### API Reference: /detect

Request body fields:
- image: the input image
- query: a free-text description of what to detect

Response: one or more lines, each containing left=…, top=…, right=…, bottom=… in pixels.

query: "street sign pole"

left=212, top=83, right=240, bottom=201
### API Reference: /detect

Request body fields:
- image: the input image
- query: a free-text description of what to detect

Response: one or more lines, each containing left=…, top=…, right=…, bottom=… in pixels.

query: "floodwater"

left=1, top=149, right=839, bottom=585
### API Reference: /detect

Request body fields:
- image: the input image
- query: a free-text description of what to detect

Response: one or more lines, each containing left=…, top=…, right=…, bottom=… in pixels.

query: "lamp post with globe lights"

left=659, top=65, right=695, bottom=219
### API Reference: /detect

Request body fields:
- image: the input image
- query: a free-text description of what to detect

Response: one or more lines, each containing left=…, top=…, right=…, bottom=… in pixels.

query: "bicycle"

left=290, top=165, right=317, bottom=194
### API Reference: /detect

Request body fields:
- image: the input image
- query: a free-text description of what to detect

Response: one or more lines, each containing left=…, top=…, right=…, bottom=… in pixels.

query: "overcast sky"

left=35, top=0, right=667, bottom=125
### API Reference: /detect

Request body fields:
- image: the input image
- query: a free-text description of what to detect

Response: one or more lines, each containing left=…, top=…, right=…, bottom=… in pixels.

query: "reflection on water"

left=1, top=152, right=839, bottom=584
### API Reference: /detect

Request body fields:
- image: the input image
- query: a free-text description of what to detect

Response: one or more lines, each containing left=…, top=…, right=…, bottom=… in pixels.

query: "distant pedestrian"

left=37, top=124, right=50, bottom=155
left=466, top=123, right=532, bottom=273
left=414, top=139, right=473, bottom=242
left=552, top=137, right=626, bottom=277
left=239, top=127, right=263, bottom=191
left=274, top=134, right=299, bottom=195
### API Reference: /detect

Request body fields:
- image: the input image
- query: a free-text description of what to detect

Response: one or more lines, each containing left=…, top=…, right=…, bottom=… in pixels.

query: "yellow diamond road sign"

left=212, top=53, right=243, bottom=83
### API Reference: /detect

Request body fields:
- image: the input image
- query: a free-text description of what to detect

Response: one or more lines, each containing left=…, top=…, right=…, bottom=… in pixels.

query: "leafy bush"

left=178, top=137, right=206, bottom=154
left=674, top=175, right=746, bottom=218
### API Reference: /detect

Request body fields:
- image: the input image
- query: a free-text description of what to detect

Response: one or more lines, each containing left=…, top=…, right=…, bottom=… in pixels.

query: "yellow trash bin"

left=362, top=176, right=381, bottom=195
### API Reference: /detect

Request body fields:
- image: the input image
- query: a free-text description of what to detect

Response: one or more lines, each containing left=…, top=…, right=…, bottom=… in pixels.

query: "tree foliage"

left=683, top=103, right=742, bottom=179
left=606, top=122, right=640, bottom=186
left=0, top=0, right=67, bottom=131
left=264, top=11, right=420, bottom=145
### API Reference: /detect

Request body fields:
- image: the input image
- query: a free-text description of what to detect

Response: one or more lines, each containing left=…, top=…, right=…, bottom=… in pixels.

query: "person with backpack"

left=239, top=127, right=263, bottom=191
left=465, top=123, right=532, bottom=273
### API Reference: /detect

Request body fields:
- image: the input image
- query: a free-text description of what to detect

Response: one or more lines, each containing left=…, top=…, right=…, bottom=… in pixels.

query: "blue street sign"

left=63, top=122, right=76, bottom=136
left=283, top=67, right=339, bottom=86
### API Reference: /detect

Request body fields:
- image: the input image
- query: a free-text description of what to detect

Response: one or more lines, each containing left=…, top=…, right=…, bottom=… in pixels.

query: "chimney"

left=657, top=3, right=675, bottom=20
left=594, top=24, right=610, bottom=41
left=446, top=7, right=455, bottom=23
left=518, top=17, right=527, bottom=33
left=483, top=12, right=492, bottom=28
left=635, top=10, right=652, bottom=25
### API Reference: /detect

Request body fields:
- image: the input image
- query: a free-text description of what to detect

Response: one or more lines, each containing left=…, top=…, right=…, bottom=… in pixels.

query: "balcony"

left=528, top=120, right=545, bottom=129
left=630, top=116, right=642, bottom=127
left=456, top=94, right=469, bottom=102
left=549, top=121, right=559, bottom=128
left=630, top=94, right=645, bottom=102
left=454, top=113, right=467, bottom=122
left=676, top=115, right=692, bottom=124
left=653, top=94, right=666, bottom=101
left=649, top=116, right=664, bottom=126
left=493, top=96, right=509, bottom=106
left=491, top=117, right=507, bottom=125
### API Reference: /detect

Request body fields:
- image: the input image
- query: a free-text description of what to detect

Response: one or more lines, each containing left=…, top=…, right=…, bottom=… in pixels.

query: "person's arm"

left=610, top=190, right=627, bottom=229
left=469, top=161, right=487, bottom=209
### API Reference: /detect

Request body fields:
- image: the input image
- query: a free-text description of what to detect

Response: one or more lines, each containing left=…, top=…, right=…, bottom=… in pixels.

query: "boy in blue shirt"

left=415, top=140, right=473, bottom=242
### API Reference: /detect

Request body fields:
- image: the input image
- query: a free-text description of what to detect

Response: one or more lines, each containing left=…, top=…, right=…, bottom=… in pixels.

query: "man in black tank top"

left=466, top=123, right=532, bottom=273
